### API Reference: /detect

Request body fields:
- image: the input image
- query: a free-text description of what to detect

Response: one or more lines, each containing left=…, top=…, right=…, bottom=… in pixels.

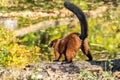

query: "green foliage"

left=1, top=0, right=119, bottom=62
left=0, top=0, right=120, bottom=12
left=80, top=70, right=117, bottom=80
left=88, top=6, right=120, bottom=59
left=0, top=26, right=40, bottom=68
left=0, top=0, right=63, bottom=11
left=17, top=16, right=62, bottom=28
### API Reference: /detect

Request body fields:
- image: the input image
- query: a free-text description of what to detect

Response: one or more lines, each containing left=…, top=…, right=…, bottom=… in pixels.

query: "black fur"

left=64, top=1, right=88, bottom=40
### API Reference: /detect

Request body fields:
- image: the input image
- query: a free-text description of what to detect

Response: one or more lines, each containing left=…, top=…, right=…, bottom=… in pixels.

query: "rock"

left=1, top=59, right=120, bottom=79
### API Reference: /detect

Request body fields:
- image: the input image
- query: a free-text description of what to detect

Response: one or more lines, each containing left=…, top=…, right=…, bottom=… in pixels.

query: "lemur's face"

left=48, top=39, right=58, bottom=47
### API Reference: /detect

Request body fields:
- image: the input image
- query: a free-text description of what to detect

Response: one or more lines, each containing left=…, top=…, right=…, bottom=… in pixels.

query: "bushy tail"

left=64, top=1, right=88, bottom=40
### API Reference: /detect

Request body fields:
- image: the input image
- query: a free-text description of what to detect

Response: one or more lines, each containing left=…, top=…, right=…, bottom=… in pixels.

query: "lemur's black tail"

left=64, top=1, right=88, bottom=40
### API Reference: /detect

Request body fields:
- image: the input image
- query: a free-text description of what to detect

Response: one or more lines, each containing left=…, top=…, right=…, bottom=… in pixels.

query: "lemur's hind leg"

left=54, top=51, right=61, bottom=62
left=81, top=40, right=93, bottom=60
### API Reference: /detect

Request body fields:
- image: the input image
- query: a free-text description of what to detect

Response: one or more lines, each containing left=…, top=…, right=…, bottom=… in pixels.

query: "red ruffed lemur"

left=49, top=1, right=93, bottom=63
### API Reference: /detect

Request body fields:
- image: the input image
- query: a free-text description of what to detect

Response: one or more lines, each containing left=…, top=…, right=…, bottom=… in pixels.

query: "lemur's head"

left=48, top=39, right=59, bottom=47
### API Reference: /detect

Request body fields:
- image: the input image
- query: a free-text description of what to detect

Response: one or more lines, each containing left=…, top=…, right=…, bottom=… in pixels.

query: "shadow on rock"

left=40, top=59, right=120, bottom=74
left=88, top=59, right=120, bottom=72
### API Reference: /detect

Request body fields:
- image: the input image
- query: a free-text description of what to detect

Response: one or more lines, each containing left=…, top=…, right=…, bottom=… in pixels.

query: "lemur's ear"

left=48, top=39, right=58, bottom=47
left=48, top=41, right=54, bottom=47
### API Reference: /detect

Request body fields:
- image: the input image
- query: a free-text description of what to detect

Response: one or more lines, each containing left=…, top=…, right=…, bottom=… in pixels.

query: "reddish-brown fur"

left=49, top=1, right=93, bottom=63
left=49, top=33, right=92, bottom=63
